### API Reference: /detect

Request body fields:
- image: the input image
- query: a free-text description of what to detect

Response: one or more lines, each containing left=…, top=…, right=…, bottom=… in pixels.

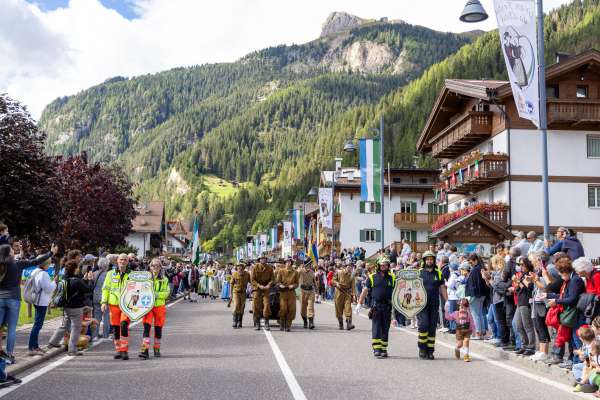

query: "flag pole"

left=380, top=115, right=385, bottom=252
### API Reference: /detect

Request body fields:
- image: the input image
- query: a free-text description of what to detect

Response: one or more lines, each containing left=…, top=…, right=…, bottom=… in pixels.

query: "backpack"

left=50, top=279, right=69, bottom=308
left=23, top=269, right=43, bottom=305
left=585, top=295, right=600, bottom=324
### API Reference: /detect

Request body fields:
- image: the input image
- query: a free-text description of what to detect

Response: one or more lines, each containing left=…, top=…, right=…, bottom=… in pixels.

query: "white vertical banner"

left=260, top=234, right=268, bottom=255
left=247, top=242, right=253, bottom=259
left=282, top=221, right=293, bottom=258
left=318, top=188, right=333, bottom=230
left=494, top=0, right=540, bottom=127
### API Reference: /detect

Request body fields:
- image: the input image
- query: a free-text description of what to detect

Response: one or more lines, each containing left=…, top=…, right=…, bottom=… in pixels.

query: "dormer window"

left=577, top=85, right=588, bottom=99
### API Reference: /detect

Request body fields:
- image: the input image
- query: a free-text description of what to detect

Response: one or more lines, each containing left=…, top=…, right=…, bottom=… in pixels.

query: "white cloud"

left=0, top=0, right=573, bottom=118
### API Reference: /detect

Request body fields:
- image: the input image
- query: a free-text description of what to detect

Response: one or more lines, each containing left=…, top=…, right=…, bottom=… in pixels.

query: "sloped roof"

left=131, top=201, right=164, bottom=233
left=431, top=212, right=512, bottom=241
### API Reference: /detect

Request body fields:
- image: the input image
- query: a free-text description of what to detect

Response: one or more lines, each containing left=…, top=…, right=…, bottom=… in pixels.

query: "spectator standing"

left=526, top=231, right=544, bottom=257
left=92, top=258, right=110, bottom=340
left=514, top=232, right=530, bottom=258
left=512, top=257, right=536, bottom=356
left=545, top=227, right=585, bottom=260
left=528, top=251, right=552, bottom=361
left=27, top=256, right=57, bottom=356
left=0, top=243, right=56, bottom=363
left=465, top=253, right=489, bottom=340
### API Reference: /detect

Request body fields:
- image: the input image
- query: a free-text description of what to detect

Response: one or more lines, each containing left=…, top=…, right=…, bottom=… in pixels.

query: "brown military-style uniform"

left=298, top=267, right=316, bottom=319
left=231, top=269, right=250, bottom=315
left=277, top=266, right=299, bottom=327
left=333, top=267, right=355, bottom=320
left=251, top=263, right=274, bottom=319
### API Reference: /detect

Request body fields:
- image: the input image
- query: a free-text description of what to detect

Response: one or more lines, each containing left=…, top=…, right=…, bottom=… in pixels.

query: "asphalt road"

left=0, top=297, right=584, bottom=400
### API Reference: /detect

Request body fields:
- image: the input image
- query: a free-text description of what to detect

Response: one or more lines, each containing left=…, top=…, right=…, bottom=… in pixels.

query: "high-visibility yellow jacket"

left=101, top=270, right=129, bottom=306
left=153, top=276, right=170, bottom=307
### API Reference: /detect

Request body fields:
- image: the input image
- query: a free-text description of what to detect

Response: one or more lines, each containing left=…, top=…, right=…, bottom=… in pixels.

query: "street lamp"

left=344, top=116, right=386, bottom=251
left=459, top=0, right=550, bottom=240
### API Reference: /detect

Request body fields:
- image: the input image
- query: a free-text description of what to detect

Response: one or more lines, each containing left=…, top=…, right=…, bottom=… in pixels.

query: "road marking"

left=321, top=301, right=584, bottom=398
left=0, top=296, right=186, bottom=397
left=263, top=329, right=308, bottom=400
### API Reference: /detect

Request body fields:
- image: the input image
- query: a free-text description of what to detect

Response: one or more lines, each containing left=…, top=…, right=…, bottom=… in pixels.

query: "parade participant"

left=251, top=255, right=275, bottom=330
left=139, top=258, right=170, bottom=359
left=333, top=259, right=355, bottom=330
left=277, top=258, right=299, bottom=332
left=228, top=262, right=251, bottom=328
left=417, top=250, right=448, bottom=360
left=298, top=260, right=317, bottom=329
left=357, top=256, right=396, bottom=358
left=101, top=253, right=131, bottom=360
left=445, top=298, right=475, bottom=362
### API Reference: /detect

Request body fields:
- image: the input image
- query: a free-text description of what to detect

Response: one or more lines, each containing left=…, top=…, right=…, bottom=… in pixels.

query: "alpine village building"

left=320, top=158, right=441, bottom=258
left=417, top=50, right=600, bottom=258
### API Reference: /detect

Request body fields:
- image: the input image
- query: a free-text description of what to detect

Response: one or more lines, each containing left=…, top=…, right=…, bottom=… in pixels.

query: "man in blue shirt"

left=418, top=251, right=448, bottom=360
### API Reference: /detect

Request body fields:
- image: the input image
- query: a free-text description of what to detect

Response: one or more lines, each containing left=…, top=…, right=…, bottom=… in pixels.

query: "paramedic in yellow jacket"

left=101, top=254, right=131, bottom=360
left=139, top=258, right=170, bottom=359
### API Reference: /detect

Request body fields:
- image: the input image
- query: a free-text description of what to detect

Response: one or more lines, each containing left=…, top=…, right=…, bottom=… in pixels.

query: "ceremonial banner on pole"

left=359, top=138, right=381, bottom=202
left=191, top=215, right=201, bottom=266
left=392, top=270, right=427, bottom=319
left=318, top=188, right=333, bottom=229
left=260, top=234, right=268, bottom=255
left=494, top=0, right=540, bottom=127
left=292, top=209, right=304, bottom=240
left=271, top=226, right=277, bottom=250
left=282, top=221, right=292, bottom=258
left=120, top=271, right=155, bottom=321
left=247, top=242, right=253, bottom=259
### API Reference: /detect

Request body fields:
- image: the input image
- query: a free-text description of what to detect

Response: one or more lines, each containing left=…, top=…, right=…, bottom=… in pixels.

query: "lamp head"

left=343, top=139, right=356, bottom=153
left=459, top=0, right=488, bottom=23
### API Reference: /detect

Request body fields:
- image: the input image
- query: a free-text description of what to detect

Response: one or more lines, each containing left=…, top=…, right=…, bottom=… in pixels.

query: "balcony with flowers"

left=431, top=202, right=510, bottom=233
left=440, top=150, right=509, bottom=195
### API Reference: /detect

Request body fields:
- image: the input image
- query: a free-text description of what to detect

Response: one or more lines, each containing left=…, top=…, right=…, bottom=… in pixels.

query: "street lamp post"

left=459, top=0, right=550, bottom=240
left=344, top=115, right=385, bottom=251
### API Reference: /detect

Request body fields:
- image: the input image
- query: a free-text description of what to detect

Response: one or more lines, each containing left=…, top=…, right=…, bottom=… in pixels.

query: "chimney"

left=555, top=52, right=570, bottom=64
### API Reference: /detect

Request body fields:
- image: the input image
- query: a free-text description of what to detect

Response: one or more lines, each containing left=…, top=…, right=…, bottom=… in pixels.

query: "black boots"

left=338, top=318, right=344, bottom=330
left=285, top=322, right=291, bottom=332
left=254, top=317, right=261, bottom=330
left=419, top=349, right=428, bottom=360
left=238, top=315, right=243, bottom=328
left=233, top=315, right=238, bottom=328
left=264, top=319, right=270, bottom=331
left=153, top=348, right=161, bottom=358
left=280, top=320, right=285, bottom=331
left=138, top=349, right=149, bottom=360
left=346, top=319, right=355, bottom=331
left=121, top=351, right=129, bottom=361
left=308, top=318, right=314, bottom=330
left=303, top=317, right=308, bottom=329
left=114, top=352, right=122, bottom=360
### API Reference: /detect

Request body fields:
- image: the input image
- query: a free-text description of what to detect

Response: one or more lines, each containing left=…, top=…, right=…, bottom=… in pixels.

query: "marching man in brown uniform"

left=298, top=260, right=317, bottom=329
left=333, top=259, right=355, bottom=330
left=251, top=255, right=274, bottom=331
left=228, top=262, right=251, bottom=329
left=277, top=258, right=299, bottom=332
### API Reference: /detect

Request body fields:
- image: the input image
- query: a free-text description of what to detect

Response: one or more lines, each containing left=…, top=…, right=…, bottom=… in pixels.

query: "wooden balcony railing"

left=394, top=213, right=438, bottom=229
left=431, top=111, right=493, bottom=158
left=390, top=241, right=431, bottom=254
left=432, top=203, right=510, bottom=232
left=548, top=100, right=600, bottom=126
left=443, top=154, right=509, bottom=195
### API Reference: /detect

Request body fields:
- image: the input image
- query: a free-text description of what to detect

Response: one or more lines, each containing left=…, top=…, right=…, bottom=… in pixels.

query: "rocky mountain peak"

left=320, top=12, right=366, bottom=38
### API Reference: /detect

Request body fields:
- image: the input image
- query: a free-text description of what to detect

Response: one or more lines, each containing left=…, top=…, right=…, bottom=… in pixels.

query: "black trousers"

left=493, top=301, right=509, bottom=344
left=372, top=304, right=392, bottom=352
left=504, top=300, right=516, bottom=345
left=417, top=303, right=439, bottom=353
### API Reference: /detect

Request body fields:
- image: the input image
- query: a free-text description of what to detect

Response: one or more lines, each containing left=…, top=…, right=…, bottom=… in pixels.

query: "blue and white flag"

left=359, top=138, right=382, bottom=202
left=292, top=209, right=304, bottom=240
left=191, top=214, right=201, bottom=266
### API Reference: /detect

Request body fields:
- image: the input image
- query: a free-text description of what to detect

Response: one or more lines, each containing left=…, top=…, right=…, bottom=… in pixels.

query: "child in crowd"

left=575, top=341, right=600, bottom=394
left=63, top=307, right=98, bottom=351
left=445, top=298, right=475, bottom=362
left=592, top=317, right=600, bottom=342
left=573, top=327, right=596, bottom=386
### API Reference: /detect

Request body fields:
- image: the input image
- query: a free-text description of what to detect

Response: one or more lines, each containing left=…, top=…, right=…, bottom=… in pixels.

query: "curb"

left=7, top=294, right=185, bottom=377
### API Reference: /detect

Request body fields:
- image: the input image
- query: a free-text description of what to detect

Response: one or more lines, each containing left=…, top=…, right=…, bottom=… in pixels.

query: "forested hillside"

left=38, top=1, right=600, bottom=252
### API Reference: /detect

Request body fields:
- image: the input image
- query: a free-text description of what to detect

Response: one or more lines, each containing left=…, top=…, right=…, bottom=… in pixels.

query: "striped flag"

left=271, top=226, right=277, bottom=249
left=359, top=138, right=381, bottom=202
left=309, top=241, right=319, bottom=264
left=191, top=214, right=201, bottom=266
left=292, top=209, right=304, bottom=240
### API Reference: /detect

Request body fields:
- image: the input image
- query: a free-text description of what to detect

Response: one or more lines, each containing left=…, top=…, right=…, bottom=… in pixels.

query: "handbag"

left=545, top=305, right=560, bottom=328
left=559, top=306, right=578, bottom=328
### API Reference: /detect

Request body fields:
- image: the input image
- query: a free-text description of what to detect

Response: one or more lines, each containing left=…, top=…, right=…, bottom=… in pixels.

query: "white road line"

left=0, top=296, right=186, bottom=397
left=263, top=329, right=308, bottom=400
left=322, top=301, right=585, bottom=398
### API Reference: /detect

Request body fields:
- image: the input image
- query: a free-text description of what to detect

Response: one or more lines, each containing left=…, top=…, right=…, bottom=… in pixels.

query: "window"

left=589, top=186, right=600, bottom=208
left=360, top=201, right=381, bottom=214
left=588, top=135, right=600, bottom=158
left=392, top=177, right=402, bottom=184
left=360, top=229, right=380, bottom=242
left=489, top=189, right=495, bottom=203
left=399, top=230, right=417, bottom=242
left=419, top=178, right=428, bottom=184
left=577, top=86, right=588, bottom=99
left=428, top=203, right=447, bottom=215
left=546, top=85, right=559, bottom=99
left=400, top=201, right=416, bottom=214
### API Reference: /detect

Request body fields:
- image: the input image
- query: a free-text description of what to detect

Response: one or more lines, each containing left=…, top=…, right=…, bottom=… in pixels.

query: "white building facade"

left=418, top=50, right=600, bottom=258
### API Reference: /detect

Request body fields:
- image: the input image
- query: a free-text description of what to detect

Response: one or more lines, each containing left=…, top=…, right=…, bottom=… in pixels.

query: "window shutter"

left=410, top=231, right=417, bottom=242
left=360, top=230, right=366, bottom=242
left=375, top=230, right=382, bottom=242
left=411, top=201, right=417, bottom=214
left=375, top=202, right=381, bottom=213
left=428, top=202, right=434, bottom=214
left=360, top=201, right=365, bottom=213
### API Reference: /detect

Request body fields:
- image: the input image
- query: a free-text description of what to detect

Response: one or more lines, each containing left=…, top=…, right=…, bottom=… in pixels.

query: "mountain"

left=38, top=0, right=600, bottom=252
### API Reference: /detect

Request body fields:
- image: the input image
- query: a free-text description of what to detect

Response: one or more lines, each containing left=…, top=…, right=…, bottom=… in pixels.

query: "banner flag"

left=292, top=209, right=304, bottom=240
left=359, top=138, right=381, bottom=202
left=318, top=188, right=333, bottom=230
left=191, top=214, right=201, bottom=266
left=494, top=0, right=540, bottom=127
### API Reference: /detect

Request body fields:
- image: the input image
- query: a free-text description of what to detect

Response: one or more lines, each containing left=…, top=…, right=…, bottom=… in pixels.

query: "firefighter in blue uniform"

left=357, top=256, right=396, bottom=359
left=417, top=250, right=448, bottom=360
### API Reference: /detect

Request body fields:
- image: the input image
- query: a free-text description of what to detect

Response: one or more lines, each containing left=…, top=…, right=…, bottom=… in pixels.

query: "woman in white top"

left=28, top=257, right=57, bottom=355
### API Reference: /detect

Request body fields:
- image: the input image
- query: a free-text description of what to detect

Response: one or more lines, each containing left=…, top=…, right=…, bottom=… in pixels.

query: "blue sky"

left=27, top=0, right=139, bottom=19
